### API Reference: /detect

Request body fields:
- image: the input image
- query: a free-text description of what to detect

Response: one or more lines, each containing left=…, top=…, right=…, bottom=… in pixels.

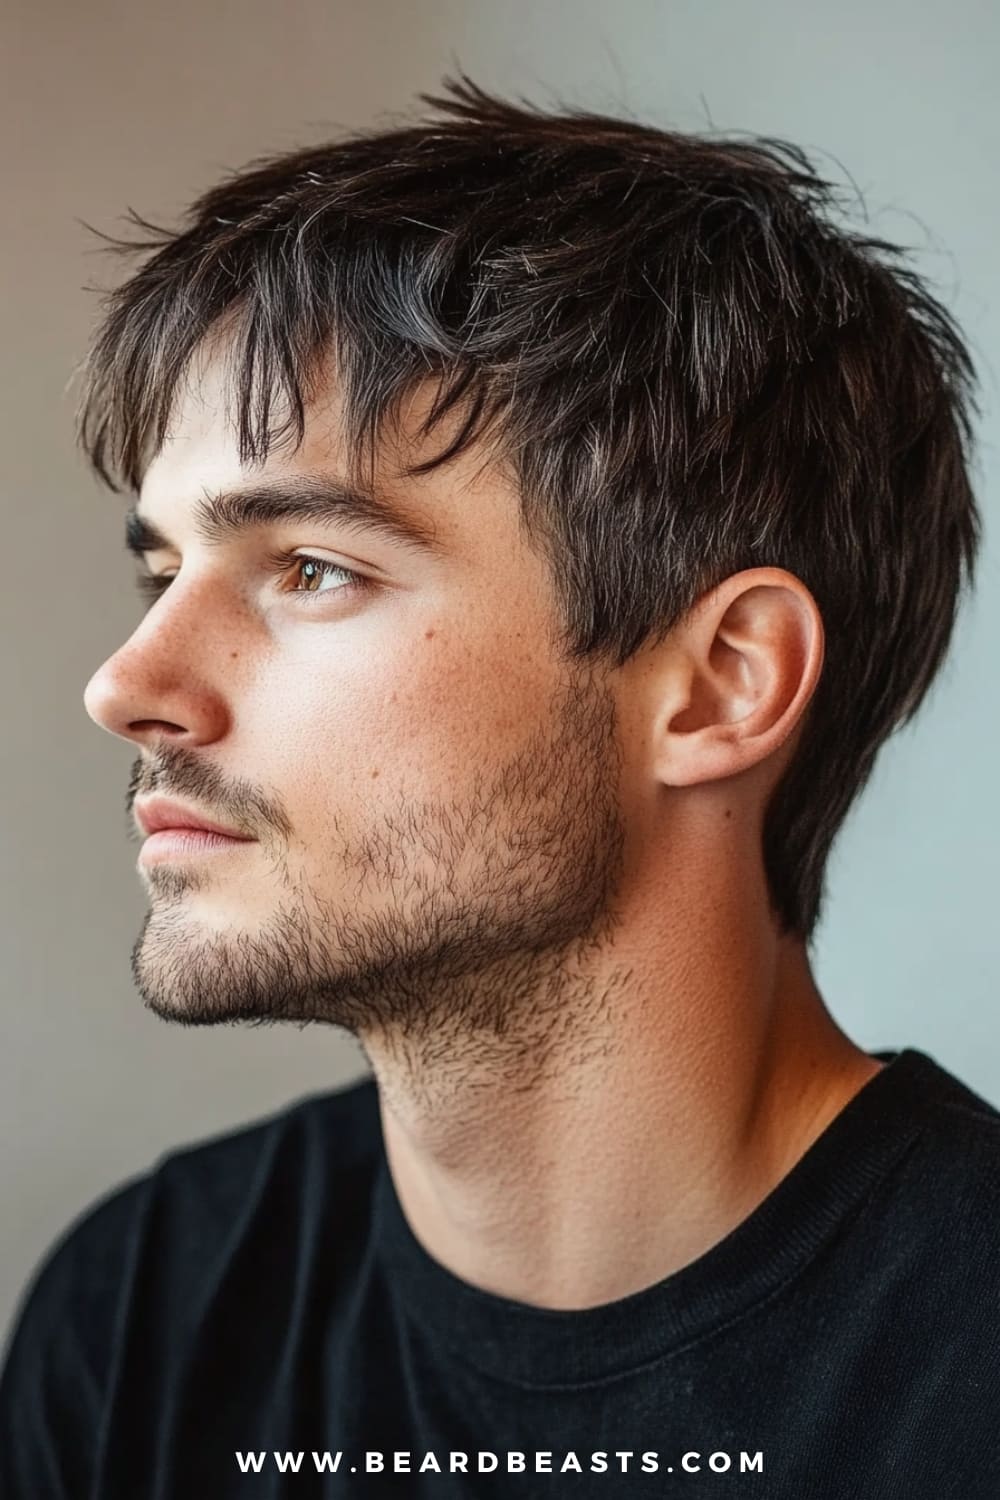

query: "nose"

left=83, top=588, right=232, bottom=750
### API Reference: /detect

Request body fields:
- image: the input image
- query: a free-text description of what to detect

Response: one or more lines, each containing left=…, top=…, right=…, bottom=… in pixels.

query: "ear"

left=653, top=568, right=824, bottom=788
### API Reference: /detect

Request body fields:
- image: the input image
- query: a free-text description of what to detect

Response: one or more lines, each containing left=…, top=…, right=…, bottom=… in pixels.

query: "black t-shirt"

left=2, top=1046, right=999, bottom=1498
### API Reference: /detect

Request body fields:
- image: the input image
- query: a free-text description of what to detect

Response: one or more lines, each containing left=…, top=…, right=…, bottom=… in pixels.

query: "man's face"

left=83, top=341, right=629, bottom=1054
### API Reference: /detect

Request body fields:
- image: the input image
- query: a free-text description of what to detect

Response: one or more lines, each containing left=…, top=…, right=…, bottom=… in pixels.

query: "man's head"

left=80, top=74, right=980, bottom=1044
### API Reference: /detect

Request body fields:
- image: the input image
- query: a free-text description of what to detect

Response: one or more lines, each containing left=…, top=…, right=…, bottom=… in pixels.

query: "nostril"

left=128, top=720, right=188, bottom=735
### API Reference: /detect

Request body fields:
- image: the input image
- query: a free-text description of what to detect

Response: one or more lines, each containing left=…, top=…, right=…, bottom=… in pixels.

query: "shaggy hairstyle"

left=77, top=73, right=982, bottom=944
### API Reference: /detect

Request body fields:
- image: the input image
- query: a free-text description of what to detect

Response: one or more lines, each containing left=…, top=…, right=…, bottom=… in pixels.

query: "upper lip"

left=134, top=796, right=253, bottom=840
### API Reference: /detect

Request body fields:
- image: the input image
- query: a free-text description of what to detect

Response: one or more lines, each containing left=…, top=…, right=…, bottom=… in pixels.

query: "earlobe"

left=656, top=568, right=824, bottom=789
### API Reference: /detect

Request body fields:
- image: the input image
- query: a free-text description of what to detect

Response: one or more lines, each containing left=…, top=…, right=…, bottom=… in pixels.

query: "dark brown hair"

left=76, top=72, right=982, bottom=944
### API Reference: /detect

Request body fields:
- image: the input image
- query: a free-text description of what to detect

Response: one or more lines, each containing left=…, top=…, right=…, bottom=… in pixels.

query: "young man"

left=1, top=73, right=995, bottom=1497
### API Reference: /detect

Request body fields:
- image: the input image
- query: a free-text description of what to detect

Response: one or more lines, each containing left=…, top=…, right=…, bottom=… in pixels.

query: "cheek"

left=245, top=618, right=553, bottom=818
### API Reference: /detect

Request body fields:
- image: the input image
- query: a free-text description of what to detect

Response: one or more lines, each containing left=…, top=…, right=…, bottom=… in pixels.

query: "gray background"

left=2, top=0, right=997, bottom=1341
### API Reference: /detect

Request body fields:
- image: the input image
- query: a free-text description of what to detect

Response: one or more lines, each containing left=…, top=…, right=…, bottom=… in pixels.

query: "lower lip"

left=139, top=829, right=255, bottom=861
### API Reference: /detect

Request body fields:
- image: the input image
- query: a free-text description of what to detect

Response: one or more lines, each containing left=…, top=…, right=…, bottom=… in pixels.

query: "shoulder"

left=12, top=1069, right=380, bottom=1313
left=0, top=1073, right=380, bottom=1492
left=896, top=1048, right=1000, bottom=1162
left=870, top=1050, right=1000, bottom=1298
left=142, top=1068, right=382, bottom=1237
left=899, top=1051, right=1000, bottom=1228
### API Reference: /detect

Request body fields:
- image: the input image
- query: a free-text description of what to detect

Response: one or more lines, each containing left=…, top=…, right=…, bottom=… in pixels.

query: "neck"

left=364, top=844, right=881, bottom=1311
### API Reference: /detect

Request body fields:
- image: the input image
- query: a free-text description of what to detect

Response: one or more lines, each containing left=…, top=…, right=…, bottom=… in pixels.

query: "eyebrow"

left=124, top=474, right=445, bottom=562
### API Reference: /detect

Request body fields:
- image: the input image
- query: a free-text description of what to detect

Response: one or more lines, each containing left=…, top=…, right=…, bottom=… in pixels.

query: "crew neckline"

left=373, top=1048, right=938, bottom=1388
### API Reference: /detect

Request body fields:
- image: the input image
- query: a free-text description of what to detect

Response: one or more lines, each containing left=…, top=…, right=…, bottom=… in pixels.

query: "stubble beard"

left=131, top=666, right=629, bottom=1071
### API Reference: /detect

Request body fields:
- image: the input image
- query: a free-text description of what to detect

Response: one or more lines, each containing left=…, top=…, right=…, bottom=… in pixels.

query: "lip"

left=134, top=795, right=254, bottom=841
left=138, top=827, right=254, bottom=863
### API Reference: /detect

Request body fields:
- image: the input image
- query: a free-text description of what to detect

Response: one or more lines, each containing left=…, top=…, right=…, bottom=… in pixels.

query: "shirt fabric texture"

left=2, top=1046, right=999, bottom=1497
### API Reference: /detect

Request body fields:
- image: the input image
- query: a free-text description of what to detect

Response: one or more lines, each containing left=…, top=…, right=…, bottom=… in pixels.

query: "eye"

left=134, top=553, right=374, bottom=607
left=134, top=570, right=176, bottom=605
left=276, top=554, right=370, bottom=598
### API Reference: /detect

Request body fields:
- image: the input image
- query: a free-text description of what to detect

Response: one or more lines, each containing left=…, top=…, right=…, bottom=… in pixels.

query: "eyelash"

left=134, top=551, right=374, bottom=607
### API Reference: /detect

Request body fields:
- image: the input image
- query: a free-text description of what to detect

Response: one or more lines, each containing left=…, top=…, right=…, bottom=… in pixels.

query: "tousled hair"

left=76, top=72, right=982, bottom=943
